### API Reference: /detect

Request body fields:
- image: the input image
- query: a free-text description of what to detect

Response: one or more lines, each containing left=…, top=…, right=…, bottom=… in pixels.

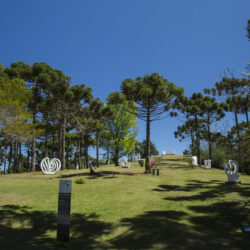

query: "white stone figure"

left=120, top=158, right=127, bottom=167
left=191, top=156, right=198, bottom=165
left=119, top=158, right=131, bottom=168
left=76, top=164, right=79, bottom=170
left=224, top=160, right=241, bottom=183
left=40, top=157, right=61, bottom=175
left=204, top=159, right=211, bottom=169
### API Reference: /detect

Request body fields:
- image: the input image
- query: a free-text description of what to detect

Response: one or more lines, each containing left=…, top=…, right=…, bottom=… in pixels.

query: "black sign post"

left=57, top=180, right=72, bottom=242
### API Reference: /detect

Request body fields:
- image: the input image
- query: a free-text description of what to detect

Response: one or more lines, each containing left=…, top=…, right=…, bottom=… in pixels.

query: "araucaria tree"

left=121, top=73, right=183, bottom=173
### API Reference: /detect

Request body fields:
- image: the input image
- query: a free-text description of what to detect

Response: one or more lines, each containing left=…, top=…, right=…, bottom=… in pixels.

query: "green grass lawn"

left=1, top=155, right=250, bottom=249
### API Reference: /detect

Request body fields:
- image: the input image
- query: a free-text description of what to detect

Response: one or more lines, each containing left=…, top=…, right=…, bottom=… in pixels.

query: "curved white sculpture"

left=224, top=160, right=240, bottom=183
left=40, top=157, right=61, bottom=175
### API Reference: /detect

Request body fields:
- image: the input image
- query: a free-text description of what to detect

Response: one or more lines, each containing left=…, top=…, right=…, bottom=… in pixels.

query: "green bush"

left=75, top=178, right=86, bottom=184
left=138, top=159, right=144, bottom=167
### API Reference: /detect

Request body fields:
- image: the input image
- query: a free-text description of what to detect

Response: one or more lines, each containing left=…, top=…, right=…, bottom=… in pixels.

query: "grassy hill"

left=1, top=155, right=250, bottom=249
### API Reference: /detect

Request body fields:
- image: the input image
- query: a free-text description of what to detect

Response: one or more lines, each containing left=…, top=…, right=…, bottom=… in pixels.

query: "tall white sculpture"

left=204, top=159, right=211, bottom=169
left=40, top=157, right=61, bottom=175
left=191, top=156, right=198, bottom=165
left=224, top=160, right=241, bottom=183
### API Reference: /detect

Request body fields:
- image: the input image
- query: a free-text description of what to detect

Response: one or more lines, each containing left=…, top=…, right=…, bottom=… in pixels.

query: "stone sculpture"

left=40, top=157, right=61, bottom=175
left=204, top=159, right=211, bottom=169
left=119, top=158, right=130, bottom=168
left=224, top=160, right=241, bottom=183
left=191, top=156, right=198, bottom=165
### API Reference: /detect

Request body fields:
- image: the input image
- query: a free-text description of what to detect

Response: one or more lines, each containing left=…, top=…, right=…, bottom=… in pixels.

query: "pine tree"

left=120, top=73, right=183, bottom=173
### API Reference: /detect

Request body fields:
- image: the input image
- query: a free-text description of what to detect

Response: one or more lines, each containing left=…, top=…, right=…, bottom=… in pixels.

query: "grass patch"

left=0, top=155, right=250, bottom=249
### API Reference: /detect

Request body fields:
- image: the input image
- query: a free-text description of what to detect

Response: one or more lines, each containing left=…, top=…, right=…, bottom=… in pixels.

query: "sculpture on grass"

left=40, top=157, right=61, bottom=175
left=224, top=160, right=241, bottom=183
left=119, top=158, right=130, bottom=168
left=204, top=159, right=211, bottom=169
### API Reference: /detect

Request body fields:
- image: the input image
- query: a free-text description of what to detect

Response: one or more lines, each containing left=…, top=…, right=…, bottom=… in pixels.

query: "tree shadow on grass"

left=154, top=180, right=250, bottom=202
left=150, top=180, right=250, bottom=248
left=0, top=205, right=112, bottom=250
left=188, top=201, right=250, bottom=249
left=60, top=171, right=138, bottom=179
left=110, top=210, right=207, bottom=249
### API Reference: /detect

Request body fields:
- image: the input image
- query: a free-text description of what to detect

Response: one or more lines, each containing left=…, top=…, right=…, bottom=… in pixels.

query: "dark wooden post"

left=157, top=169, right=160, bottom=176
left=57, top=180, right=72, bottom=242
left=152, top=169, right=155, bottom=175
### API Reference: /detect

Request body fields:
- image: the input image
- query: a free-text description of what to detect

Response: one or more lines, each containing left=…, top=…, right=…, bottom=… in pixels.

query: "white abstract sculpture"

left=119, top=158, right=130, bottom=168
left=224, top=160, right=241, bottom=183
left=120, top=158, right=127, bottom=166
left=40, top=157, right=61, bottom=175
left=192, top=156, right=198, bottom=165
left=204, top=159, right=211, bottom=169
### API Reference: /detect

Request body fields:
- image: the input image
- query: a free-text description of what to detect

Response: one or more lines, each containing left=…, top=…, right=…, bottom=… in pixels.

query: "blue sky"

left=1, top=0, right=249, bottom=155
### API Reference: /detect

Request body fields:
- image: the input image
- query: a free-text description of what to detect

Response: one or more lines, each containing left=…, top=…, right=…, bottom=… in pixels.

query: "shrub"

left=75, top=178, right=86, bottom=184
left=138, top=159, right=144, bottom=167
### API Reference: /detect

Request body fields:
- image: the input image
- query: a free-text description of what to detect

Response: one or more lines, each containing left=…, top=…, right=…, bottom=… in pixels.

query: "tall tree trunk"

left=246, top=110, right=249, bottom=123
left=17, top=143, right=22, bottom=173
left=96, top=132, right=100, bottom=167
left=107, top=144, right=110, bottom=164
left=59, top=120, right=62, bottom=161
left=191, top=129, right=194, bottom=155
left=27, top=141, right=30, bottom=170
left=52, top=133, right=55, bottom=158
left=84, top=135, right=89, bottom=169
left=45, top=118, right=48, bottom=157
left=60, top=115, right=66, bottom=170
left=234, top=111, right=243, bottom=172
left=145, top=107, right=151, bottom=173
left=4, top=157, right=6, bottom=174
left=207, top=115, right=212, bottom=160
left=114, top=145, right=119, bottom=166
left=8, top=140, right=13, bottom=173
left=14, top=141, right=18, bottom=173
left=31, top=81, right=38, bottom=172
left=78, top=138, right=81, bottom=168
left=31, top=135, right=36, bottom=172
left=66, top=150, right=69, bottom=169
left=195, top=114, right=201, bottom=166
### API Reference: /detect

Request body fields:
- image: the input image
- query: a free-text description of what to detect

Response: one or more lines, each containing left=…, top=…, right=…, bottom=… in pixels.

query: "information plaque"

left=57, top=180, right=72, bottom=242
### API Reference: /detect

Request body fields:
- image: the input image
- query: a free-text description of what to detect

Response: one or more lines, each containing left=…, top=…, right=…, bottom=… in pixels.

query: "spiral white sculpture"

left=224, top=160, right=240, bottom=183
left=40, top=157, right=61, bottom=175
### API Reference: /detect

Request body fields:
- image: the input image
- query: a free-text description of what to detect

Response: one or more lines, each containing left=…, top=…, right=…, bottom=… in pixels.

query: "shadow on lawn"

left=60, top=170, right=137, bottom=179
left=109, top=210, right=206, bottom=249
left=148, top=180, right=250, bottom=249
left=155, top=180, right=250, bottom=202
left=110, top=204, right=250, bottom=249
left=0, top=205, right=112, bottom=250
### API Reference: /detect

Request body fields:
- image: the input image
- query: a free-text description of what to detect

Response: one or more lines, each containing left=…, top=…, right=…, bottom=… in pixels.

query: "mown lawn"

left=1, top=155, right=250, bottom=249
